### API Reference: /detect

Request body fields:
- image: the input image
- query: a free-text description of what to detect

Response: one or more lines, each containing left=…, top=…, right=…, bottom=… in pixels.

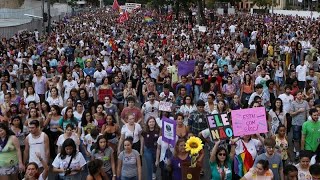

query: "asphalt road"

left=47, top=148, right=212, bottom=180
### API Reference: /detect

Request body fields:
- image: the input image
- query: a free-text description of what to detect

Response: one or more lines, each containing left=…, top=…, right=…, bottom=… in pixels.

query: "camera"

left=64, top=168, right=72, bottom=176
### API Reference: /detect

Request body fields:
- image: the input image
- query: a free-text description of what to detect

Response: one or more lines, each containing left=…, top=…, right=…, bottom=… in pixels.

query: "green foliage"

left=251, top=0, right=273, bottom=8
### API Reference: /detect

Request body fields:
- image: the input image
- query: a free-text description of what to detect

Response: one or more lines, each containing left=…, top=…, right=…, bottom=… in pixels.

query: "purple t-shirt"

left=171, top=156, right=191, bottom=180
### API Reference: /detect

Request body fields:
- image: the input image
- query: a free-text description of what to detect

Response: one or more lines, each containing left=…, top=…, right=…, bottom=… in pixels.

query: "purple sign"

left=162, top=117, right=177, bottom=146
left=178, top=60, right=195, bottom=76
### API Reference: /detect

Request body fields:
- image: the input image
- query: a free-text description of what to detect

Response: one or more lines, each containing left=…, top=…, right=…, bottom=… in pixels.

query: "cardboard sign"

left=162, top=117, right=176, bottom=146
left=231, top=107, right=268, bottom=136
left=159, top=101, right=172, bottom=112
left=206, top=114, right=233, bottom=140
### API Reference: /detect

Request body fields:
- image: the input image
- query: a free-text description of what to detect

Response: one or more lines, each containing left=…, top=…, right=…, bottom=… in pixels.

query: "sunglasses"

left=218, top=153, right=226, bottom=156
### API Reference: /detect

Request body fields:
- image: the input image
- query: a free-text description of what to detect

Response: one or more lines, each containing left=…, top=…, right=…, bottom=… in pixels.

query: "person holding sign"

left=188, top=100, right=208, bottom=135
left=210, top=139, right=236, bottom=180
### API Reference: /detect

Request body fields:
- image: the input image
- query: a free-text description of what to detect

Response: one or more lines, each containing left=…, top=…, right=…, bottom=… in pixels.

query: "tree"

left=251, top=0, right=273, bottom=8
left=0, top=0, right=24, bottom=8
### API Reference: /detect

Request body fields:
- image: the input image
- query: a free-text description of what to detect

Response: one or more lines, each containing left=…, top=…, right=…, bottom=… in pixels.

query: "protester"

left=1, top=4, right=320, bottom=180
left=241, top=160, right=273, bottom=180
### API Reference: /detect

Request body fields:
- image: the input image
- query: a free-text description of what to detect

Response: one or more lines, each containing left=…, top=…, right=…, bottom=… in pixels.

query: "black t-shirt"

left=285, top=77, right=298, bottom=85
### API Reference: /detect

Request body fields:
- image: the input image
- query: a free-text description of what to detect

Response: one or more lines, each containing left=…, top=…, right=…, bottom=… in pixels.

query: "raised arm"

left=210, top=139, right=220, bottom=163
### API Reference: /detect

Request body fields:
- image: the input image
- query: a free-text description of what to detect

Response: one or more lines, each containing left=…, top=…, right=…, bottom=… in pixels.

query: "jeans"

left=144, top=146, right=156, bottom=180
left=159, top=161, right=172, bottom=180
left=121, top=176, right=138, bottom=180
left=194, top=85, right=201, bottom=103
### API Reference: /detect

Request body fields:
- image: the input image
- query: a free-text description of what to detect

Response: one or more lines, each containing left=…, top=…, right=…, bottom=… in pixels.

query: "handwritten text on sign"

left=206, top=114, right=233, bottom=140
left=159, top=101, right=172, bottom=112
left=231, top=107, right=268, bottom=136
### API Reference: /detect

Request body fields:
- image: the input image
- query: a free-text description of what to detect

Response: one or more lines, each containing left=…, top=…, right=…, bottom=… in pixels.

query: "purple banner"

left=178, top=60, right=196, bottom=76
left=162, top=117, right=177, bottom=146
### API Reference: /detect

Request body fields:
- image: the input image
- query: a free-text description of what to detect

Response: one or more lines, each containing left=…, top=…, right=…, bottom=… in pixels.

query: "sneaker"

left=293, top=147, right=296, bottom=153
left=152, top=173, right=156, bottom=180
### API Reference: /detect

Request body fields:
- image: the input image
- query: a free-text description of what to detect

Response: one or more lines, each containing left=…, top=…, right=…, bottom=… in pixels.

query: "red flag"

left=112, top=0, right=120, bottom=10
left=118, top=11, right=129, bottom=23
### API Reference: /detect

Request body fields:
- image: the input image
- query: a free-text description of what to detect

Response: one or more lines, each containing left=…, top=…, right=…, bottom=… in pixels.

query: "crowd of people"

left=1, top=5, right=320, bottom=180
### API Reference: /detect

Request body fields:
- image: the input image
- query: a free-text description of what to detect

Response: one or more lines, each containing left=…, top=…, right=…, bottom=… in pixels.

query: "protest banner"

left=162, top=117, right=176, bottom=146
left=206, top=113, right=233, bottom=140
left=159, top=101, right=172, bottom=112
left=178, top=60, right=196, bottom=76
left=231, top=107, right=268, bottom=136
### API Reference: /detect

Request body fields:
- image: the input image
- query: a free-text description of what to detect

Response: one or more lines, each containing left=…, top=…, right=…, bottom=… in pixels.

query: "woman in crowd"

left=175, top=113, right=189, bottom=139
left=97, top=77, right=113, bottom=103
left=268, top=98, right=286, bottom=135
left=23, top=153, right=49, bottom=180
left=24, top=86, right=40, bottom=108
left=142, top=116, right=161, bottom=180
left=102, top=114, right=120, bottom=152
left=273, top=125, right=288, bottom=166
left=10, top=116, right=27, bottom=153
left=178, top=95, right=196, bottom=125
left=86, top=159, right=106, bottom=180
left=205, top=94, right=216, bottom=114
left=212, top=100, right=229, bottom=114
left=210, top=139, right=236, bottom=180
left=118, top=114, right=143, bottom=155
left=240, top=74, right=253, bottom=108
left=46, top=87, right=63, bottom=108
left=56, top=124, right=80, bottom=153
left=170, top=138, right=190, bottom=180
left=103, top=96, right=119, bottom=124
left=123, top=80, right=137, bottom=105
left=94, top=104, right=107, bottom=132
left=235, top=134, right=264, bottom=161
left=52, top=138, right=86, bottom=179
left=0, top=123, right=24, bottom=180
left=58, top=107, right=78, bottom=132
left=91, top=135, right=116, bottom=180
left=44, top=105, right=62, bottom=158
left=73, top=102, right=85, bottom=122
left=295, top=150, right=312, bottom=179
left=241, top=159, right=274, bottom=180
left=117, top=137, right=142, bottom=180
left=40, top=101, right=50, bottom=120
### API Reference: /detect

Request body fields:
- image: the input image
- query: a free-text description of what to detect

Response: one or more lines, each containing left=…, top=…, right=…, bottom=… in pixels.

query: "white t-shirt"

left=296, top=65, right=307, bottom=81
left=24, top=94, right=40, bottom=108
left=84, top=133, right=101, bottom=152
left=63, top=80, right=78, bottom=100
left=235, top=139, right=261, bottom=159
left=121, top=123, right=142, bottom=143
left=159, top=92, right=175, bottom=102
left=56, top=134, right=80, bottom=151
left=52, top=153, right=86, bottom=176
left=46, top=96, right=63, bottom=107
left=93, top=70, right=107, bottom=84
left=278, top=93, right=294, bottom=113
left=157, top=136, right=177, bottom=162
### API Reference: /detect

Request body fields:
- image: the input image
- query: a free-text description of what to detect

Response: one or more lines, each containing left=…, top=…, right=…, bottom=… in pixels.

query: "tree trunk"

left=175, top=0, right=180, bottom=20
left=197, top=0, right=206, bottom=25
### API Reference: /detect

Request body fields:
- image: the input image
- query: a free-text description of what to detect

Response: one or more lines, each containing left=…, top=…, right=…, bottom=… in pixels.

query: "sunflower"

left=185, top=136, right=203, bottom=155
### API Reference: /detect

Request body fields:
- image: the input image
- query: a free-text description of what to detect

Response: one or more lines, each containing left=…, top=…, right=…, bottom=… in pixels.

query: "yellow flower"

left=185, top=136, right=203, bottom=155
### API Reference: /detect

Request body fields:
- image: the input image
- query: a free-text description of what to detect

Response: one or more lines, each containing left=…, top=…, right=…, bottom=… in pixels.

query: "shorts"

left=292, top=125, right=302, bottom=141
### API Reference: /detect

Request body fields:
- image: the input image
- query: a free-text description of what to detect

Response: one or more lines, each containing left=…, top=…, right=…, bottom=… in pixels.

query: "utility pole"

left=47, top=0, right=51, bottom=35
left=42, top=0, right=45, bottom=35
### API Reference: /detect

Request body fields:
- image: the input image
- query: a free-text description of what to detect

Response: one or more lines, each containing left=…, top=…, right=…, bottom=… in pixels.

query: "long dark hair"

left=63, top=107, right=77, bottom=125
left=93, top=135, right=108, bottom=153
left=215, top=146, right=230, bottom=168
left=81, top=110, right=94, bottom=127
left=0, top=122, right=15, bottom=137
left=11, top=116, right=23, bottom=131
left=271, top=98, right=283, bottom=113
left=60, top=138, right=77, bottom=159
